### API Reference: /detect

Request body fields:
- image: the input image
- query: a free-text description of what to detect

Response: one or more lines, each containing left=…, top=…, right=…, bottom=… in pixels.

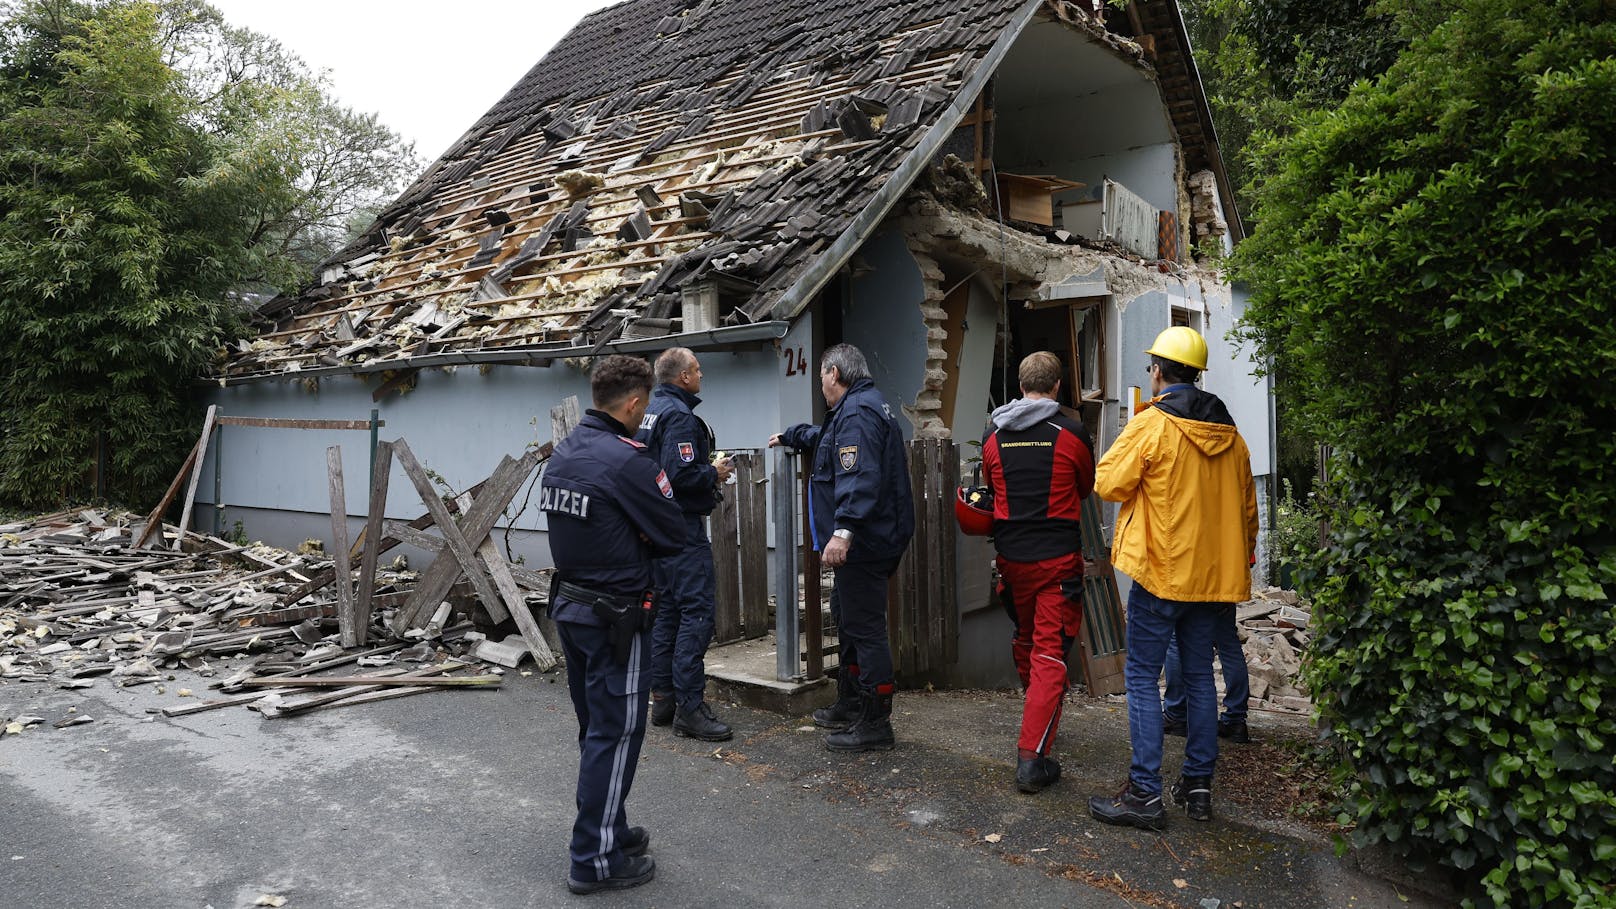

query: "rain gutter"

left=208, top=320, right=791, bottom=387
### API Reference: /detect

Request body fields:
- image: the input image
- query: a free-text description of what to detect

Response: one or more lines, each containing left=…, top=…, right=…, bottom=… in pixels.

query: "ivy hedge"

left=1230, top=1, right=1615, bottom=906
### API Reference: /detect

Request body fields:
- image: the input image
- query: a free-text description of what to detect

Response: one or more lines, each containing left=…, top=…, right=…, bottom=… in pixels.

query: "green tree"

left=0, top=0, right=417, bottom=509
left=1231, top=1, right=1616, bottom=905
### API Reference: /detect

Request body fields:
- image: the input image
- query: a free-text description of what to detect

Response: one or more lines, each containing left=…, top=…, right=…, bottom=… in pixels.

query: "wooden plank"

left=1077, top=493, right=1127, bottom=696
left=941, top=441, right=960, bottom=664
left=255, top=663, right=458, bottom=717
left=475, top=536, right=557, bottom=671
left=550, top=395, right=581, bottom=444
left=214, top=416, right=377, bottom=431
left=239, top=674, right=501, bottom=688
left=161, top=687, right=298, bottom=717
left=279, top=478, right=479, bottom=607
left=326, top=446, right=359, bottom=648
left=172, top=405, right=218, bottom=550
left=390, top=450, right=540, bottom=633
left=737, top=453, right=769, bottom=640
left=391, top=440, right=506, bottom=625
left=135, top=436, right=201, bottom=549
left=238, top=602, right=338, bottom=626
left=353, top=440, right=394, bottom=646
left=711, top=477, right=742, bottom=645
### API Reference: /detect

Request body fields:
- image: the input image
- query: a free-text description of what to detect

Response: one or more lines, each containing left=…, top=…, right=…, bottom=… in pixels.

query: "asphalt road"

left=0, top=669, right=1453, bottom=909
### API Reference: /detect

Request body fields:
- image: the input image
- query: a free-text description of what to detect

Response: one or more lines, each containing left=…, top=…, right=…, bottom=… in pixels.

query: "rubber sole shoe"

left=672, top=702, right=733, bottom=742
left=649, top=694, right=674, bottom=727
left=1162, top=715, right=1187, bottom=737
left=1016, top=756, right=1062, bottom=794
left=824, top=718, right=895, bottom=752
left=621, top=826, right=650, bottom=857
left=567, top=855, right=655, bottom=895
left=811, top=700, right=860, bottom=730
left=1088, top=784, right=1167, bottom=831
left=1171, top=775, right=1213, bottom=822
left=1217, top=719, right=1251, bottom=743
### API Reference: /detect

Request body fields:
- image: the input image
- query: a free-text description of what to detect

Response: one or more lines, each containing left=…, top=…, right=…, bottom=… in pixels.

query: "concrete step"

left=703, top=633, right=834, bottom=715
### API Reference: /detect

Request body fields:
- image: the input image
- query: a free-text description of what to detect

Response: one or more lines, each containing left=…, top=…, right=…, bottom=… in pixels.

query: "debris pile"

left=1, top=485, right=555, bottom=731
left=1237, top=587, right=1313, bottom=714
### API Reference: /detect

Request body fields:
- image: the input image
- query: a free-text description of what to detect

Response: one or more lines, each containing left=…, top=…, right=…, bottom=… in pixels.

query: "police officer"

left=769, top=343, right=914, bottom=752
left=636, top=347, right=735, bottom=741
left=542, top=354, right=684, bottom=894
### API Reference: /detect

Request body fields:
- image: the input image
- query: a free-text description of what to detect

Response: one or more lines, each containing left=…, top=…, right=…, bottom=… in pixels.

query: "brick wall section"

left=910, top=248, right=952, bottom=440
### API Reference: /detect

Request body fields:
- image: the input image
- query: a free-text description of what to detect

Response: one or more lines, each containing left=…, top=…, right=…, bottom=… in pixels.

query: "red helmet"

left=955, top=485, right=994, bottom=536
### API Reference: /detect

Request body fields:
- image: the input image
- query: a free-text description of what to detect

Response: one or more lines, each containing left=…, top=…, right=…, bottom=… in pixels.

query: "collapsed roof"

left=220, top=0, right=1234, bottom=382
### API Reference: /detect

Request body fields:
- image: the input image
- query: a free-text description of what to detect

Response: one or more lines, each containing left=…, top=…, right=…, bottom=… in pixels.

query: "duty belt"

left=554, top=581, right=639, bottom=612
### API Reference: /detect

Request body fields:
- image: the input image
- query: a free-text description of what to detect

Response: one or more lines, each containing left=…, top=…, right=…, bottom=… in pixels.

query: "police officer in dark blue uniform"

left=542, top=354, right=684, bottom=895
left=635, top=347, right=735, bottom=741
left=770, top=343, right=915, bottom=751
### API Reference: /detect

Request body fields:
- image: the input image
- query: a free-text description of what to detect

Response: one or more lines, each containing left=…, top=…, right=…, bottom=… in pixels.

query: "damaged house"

left=201, top=0, right=1273, bottom=686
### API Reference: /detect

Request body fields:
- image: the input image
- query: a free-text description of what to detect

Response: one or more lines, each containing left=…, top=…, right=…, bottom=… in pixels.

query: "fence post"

left=772, top=448, right=800, bottom=682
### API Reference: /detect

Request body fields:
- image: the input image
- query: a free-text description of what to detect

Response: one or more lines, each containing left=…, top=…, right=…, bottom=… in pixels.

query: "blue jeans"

left=1162, top=604, right=1248, bottom=724
left=1124, top=584, right=1219, bottom=795
left=649, top=513, right=717, bottom=711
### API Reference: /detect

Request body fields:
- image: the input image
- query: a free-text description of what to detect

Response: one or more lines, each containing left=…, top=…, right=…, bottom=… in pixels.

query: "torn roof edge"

left=208, top=320, right=792, bottom=387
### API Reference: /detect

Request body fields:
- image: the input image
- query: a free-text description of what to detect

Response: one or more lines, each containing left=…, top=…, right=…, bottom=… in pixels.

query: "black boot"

left=649, top=691, right=675, bottom=727
left=812, top=665, right=860, bottom=730
left=1016, top=755, right=1062, bottom=794
left=825, top=689, right=894, bottom=752
left=1088, top=782, right=1167, bottom=830
left=1171, top=774, right=1213, bottom=821
left=673, top=701, right=733, bottom=742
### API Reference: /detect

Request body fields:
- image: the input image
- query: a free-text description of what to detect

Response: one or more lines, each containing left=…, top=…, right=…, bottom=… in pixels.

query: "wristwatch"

left=832, top=528, right=853, bottom=541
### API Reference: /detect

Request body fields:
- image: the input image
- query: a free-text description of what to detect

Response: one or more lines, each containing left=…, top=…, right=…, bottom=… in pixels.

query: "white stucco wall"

left=200, top=345, right=796, bottom=564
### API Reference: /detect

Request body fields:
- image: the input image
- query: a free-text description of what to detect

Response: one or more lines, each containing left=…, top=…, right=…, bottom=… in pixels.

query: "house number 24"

left=784, top=347, right=809, bottom=376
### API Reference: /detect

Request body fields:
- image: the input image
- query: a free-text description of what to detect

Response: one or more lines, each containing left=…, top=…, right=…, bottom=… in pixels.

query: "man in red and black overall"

left=981, top=351, right=1096, bottom=793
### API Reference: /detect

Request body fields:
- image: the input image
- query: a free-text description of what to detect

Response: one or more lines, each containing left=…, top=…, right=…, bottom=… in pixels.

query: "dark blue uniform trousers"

left=831, top=555, right=902, bottom=691
left=558, top=617, right=649, bottom=884
left=649, top=513, right=717, bottom=711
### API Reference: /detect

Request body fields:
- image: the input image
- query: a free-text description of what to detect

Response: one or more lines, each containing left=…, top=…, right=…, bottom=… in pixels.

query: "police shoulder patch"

left=677, top=441, right=695, bottom=463
left=655, top=469, right=674, bottom=498
left=616, top=435, right=647, bottom=449
left=838, top=445, right=858, bottom=471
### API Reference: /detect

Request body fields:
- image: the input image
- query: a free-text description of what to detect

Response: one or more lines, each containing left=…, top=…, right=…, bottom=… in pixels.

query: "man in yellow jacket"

left=1087, top=327, right=1259, bottom=829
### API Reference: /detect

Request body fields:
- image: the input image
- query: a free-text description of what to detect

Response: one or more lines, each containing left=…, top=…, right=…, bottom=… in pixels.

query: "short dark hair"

left=591, top=354, right=653, bottom=409
left=1152, top=354, right=1200, bottom=385
left=820, top=343, right=870, bottom=386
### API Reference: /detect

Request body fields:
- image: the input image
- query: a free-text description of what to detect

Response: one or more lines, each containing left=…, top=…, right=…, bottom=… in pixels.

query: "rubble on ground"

left=0, top=508, right=550, bottom=732
left=1237, top=587, right=1312, bottom=714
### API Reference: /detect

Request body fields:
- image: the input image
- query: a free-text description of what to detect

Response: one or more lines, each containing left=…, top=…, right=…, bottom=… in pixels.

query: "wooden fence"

left=710, top=439, right=962, bottom=676
left=709, top=450, right=770, bottom=644
left=889, top=437, right=960, bottom=677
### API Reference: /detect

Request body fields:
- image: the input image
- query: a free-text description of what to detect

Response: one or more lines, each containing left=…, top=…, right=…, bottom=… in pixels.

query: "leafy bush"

left=1267, top=478, right=1319, bottom=587
left=1231, top=1, right=1616, bottom=905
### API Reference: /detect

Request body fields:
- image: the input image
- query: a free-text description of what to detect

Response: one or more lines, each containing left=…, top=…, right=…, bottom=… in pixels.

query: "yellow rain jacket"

left=1094, top=386, right=1259, bottom=603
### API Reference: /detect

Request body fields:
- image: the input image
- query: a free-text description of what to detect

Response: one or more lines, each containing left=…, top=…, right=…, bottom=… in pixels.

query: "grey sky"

left=204, top=1, right=617, bottom=163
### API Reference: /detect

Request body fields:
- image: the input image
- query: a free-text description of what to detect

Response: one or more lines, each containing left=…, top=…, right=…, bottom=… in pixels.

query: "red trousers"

left=997, top=552, right=1083, bottom=755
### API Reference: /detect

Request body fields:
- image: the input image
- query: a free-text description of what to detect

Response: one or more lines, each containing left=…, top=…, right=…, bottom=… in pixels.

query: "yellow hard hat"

left=1145, top=326, right=1208, bottom=371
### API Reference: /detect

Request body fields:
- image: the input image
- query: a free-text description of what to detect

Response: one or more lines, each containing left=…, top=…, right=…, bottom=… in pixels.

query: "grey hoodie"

left=990, top=396, right=1061, bottom=432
